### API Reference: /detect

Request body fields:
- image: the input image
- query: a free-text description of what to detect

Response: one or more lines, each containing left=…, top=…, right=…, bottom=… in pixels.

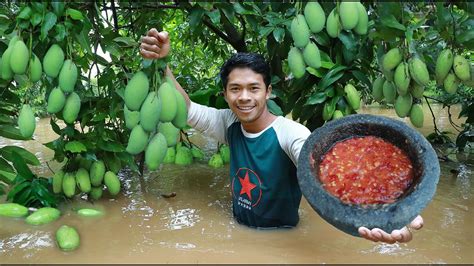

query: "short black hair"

left=220, top=52, right=271, bottom=90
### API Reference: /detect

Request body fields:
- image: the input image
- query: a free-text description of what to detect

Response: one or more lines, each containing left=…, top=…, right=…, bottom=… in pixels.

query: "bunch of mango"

left=123, top=71, right=188, bottom=171
left=161, top=141, right=205, bottom=166
left=1, top=36, right=39, bottom=139
left=0, top=202, right=107, bottom=251
left=322, top=83, right=361, bottom=121
left=52, top=158, right=121, bottom=200
left=435, top=49, right=472, bottom=94
left=208, top=144, right=230, bottom=168
left=1, top=35, right=81, bottom=138
left=288, top=1, right=368, bottom=79
left=326, top=1, right=368, bottom=38
left=372, top=48, right=429, bottom=128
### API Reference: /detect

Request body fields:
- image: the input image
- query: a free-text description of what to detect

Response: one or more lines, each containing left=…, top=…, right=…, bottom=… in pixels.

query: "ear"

left=223, top=90, right=228, bottom=102
left=266, top=85, right=272, bottom=100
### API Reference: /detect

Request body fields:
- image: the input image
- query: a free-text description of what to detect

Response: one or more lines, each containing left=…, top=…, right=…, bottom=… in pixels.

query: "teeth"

left=238, top=106, right=254, bottom=110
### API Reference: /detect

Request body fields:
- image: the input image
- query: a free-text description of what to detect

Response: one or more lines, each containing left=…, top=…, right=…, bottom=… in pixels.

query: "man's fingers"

left=139, top=49, right=161, bottom=60
left=140, top=36, right=159, bottom=46
left=157, top=31, right=169, bottom=42
left=147, top=28, right=160, bottom=39
left=140, top=43, right=161, bottom=54
left=410, top=215, right=424, bottom=230
left=358, top=227, right=379, bottom=242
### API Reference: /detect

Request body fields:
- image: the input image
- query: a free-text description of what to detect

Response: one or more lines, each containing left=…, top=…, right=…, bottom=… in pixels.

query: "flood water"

left=1, top=104, right=473, bottom=263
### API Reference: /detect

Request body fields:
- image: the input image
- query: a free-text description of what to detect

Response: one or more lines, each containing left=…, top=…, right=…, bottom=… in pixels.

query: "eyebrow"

left=228, top=82, right=262, bottom=86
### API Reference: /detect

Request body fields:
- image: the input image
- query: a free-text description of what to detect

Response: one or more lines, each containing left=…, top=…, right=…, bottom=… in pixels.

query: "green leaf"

left=50, top=118, right=62, bottom=135
left=51, top=2, right=65, bottom=17
left=321, top=61, right=335, bottom=69
left=64, top=141, right=87, bottom=153
left=30, top=12, right=43, bottom=27
left=75, top=27, right=92, bottom=55
left=114, top=36, right=138, bottom=47
left=352, top=70, right=371, bottom=89
left=259, top=26, right=273, bottom=37
left=206, top=10, right=221, bottom=24
left=0, top=169, right=16, bottom=184
left=306, top=67, right=324, bottom=78
left=7, top=181, right=31, bottom=202
left=457, top=28, right=474, bottom=43
left=17, top=6, right=32, bottom=20
left=97, top=140, right=125, bottom=152
left=381, top=15, right=406, bottom=31
left=272, top=27, right=285, bottom=43
left=9, top=151, right=34, bottom=180
left=267, top=99, right=283, bottom=116
left=0, top=146, right=41, bottom=166
left=318, top=65, right=347, bottom=90
left=305, top=92, right=327, bottom=106
left=40, top=12, right=57, bottom=41
left=54, top=24, right=66, bottom=42
left=0, top=125, right=29, bottom=140
left=0, top=157, right=15, bottom=173
left=65, top=8, right=84, bottom=21
left=189, top=7, right=205, bottom=29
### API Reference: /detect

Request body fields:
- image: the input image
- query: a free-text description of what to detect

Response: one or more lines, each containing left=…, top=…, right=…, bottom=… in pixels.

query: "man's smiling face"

left=224, top=67, right=272, bottom=125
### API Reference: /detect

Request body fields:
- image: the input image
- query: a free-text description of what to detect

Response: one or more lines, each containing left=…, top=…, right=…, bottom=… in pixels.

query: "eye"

left=251, top=87, right=260, bottom=91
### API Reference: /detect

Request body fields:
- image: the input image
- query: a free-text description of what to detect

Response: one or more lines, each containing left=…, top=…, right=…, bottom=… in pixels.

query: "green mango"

left=104, top=171, right=120, bottom=196
left=47, top=87, right=66, bottom=114
left=10, top=40, right=29, bottom=75
left=18, top=104, right=36, bottom=138
left=175, top=146, right=193, bottom=166
left=25, top=207, right=61, bottom=225
left=52, top=170, right=64, bottom=194
left=326, top=8, right=341, bottom=38
left=435, top=49, right=453, bottom=84
left=394, top=62, right=411, bottom=96
left=409, top=104, right=424, bottom=128
left=126, top=125, right=149, bottom=155
left=354, top=3, right=368, bottom=35
left=171, top=89, right=188, bottom=129
left=288, top=47, right=306, bottom=79
left=145, top=133, right=168, bottom=170
left=303, top=42, right=321, bottom=69
left=29, top=53, right=42, bottom=82
left=208, top=153, right=224, bottom=168
left=62, top=92, right=81, bottom=124
left=339, top=2, right=359, bottom=30
left=90, top=160, right=106, bottom=186
left=0, top=203, right=28, bottom=218
left=290, top=14, right=310, bottom=48
left=76, top=168, right=91, bottom=193
left=158, top=122, right=180, bottom=147
left=394, top=94, right=413, bottom=118
left=304, top=2, right=325, bottom=33
left=43, top=44, right=64, bottom=78
left=158, top=82, right=178, bottom=122
left=56, top=225, right=80, bottom=251
left=140, top=92, right=162, bottom=132
left=453, top=55, right=471, bottom=81
left=163, top=147, right=176, bottom=164
left=58, top=59, right=78, bottom=93
left=62, top=172, right=76, bottom=198
left=382, top=48, right=402, bottom=71
left=372, top=76, right=385, bottom=102
left=124, top=71, right=149, bottom=111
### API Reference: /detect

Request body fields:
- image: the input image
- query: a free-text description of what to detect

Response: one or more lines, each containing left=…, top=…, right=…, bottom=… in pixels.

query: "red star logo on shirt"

left=239, top=170, right=256, bottom=200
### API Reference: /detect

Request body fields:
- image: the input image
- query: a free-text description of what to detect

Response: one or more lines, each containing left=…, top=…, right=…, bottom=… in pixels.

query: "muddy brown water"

left=1, top=104, right=472, bottom=263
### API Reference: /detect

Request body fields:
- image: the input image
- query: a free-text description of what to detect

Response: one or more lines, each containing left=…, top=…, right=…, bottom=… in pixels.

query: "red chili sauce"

left=318, top=136, right=414, bottom=205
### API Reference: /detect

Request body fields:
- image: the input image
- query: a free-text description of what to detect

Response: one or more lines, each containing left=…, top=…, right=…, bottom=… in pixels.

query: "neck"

left=241, top=110, right=277, bottom=133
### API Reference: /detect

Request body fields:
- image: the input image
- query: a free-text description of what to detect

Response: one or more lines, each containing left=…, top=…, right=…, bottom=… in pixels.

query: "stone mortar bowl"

left=297, top=114, right=440, bottom=236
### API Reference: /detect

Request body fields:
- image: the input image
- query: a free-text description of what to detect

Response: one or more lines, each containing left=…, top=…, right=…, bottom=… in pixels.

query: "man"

left=139, top=28, right=424, bottom=244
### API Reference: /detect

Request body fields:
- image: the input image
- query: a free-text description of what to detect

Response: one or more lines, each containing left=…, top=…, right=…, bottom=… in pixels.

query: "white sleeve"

left=187, top=101, right=237, bottom=144
left=274, top=118, right=311, bottom=167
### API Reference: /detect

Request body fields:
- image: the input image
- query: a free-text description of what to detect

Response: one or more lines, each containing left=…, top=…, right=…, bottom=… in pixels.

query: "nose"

left=238, top=88, right=251, bottom=101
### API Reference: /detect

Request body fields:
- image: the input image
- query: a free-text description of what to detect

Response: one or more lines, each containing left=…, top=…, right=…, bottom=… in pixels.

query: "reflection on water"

left=0, top=104, right=473, bottom=263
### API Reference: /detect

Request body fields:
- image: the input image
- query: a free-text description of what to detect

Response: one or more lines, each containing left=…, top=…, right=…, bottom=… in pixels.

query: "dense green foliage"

left=0, top=1, right=472, bottom=204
